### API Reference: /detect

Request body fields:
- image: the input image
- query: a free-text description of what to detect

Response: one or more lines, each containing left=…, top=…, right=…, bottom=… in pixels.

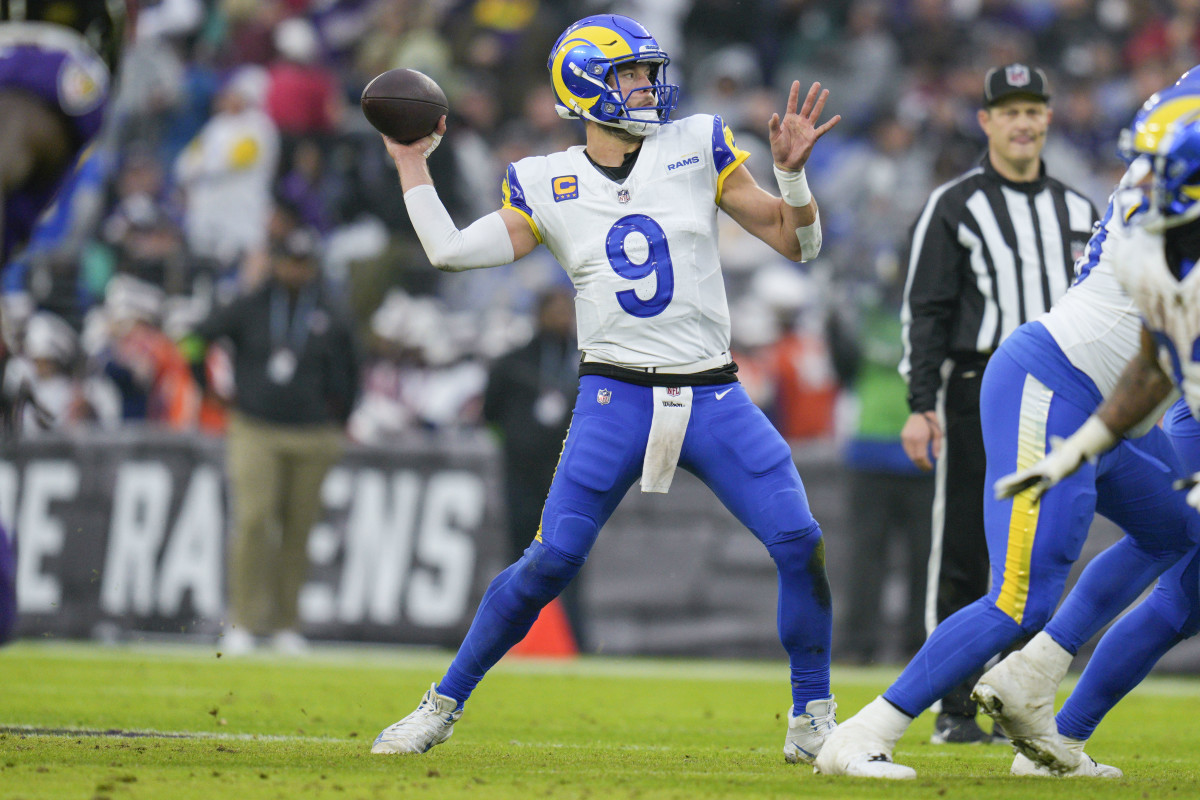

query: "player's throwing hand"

left=769, top=81, right=841, bottom=172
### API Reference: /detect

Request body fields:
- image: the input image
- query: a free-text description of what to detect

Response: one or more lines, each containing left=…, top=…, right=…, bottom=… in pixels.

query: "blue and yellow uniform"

left=882, top=187, right=1200, bottom=718
left=435, top=111, right=833, bottom=712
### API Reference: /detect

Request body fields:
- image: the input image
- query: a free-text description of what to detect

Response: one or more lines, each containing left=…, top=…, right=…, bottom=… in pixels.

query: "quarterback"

left=371, top=14, right=841, bottom=761
left=975, top=72, right=1200, bottom=776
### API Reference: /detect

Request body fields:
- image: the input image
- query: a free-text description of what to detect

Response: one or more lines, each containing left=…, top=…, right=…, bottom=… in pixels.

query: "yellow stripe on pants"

left=997, top=374, right=1053, bottom=624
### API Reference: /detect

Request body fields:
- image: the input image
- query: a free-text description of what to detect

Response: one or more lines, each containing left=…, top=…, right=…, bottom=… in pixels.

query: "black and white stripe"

left=900, top=158, right=1096, bottom=414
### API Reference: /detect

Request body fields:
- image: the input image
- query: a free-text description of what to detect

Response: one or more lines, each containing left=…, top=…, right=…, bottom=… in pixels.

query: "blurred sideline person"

left=0, top=0, right=128, bottom=645
left=978, top=70, right=1200, bottom=778
left=815, top=73, right=1200, bottom=780
left=896, top=64, right=1097, bottom=742
left=371, top=14, right=841, bottom=762
left=181, top=229, right=360, bottom=655
left=831, top=275, right=932, bottom=665
left=481, top=286, right=584, bottom=646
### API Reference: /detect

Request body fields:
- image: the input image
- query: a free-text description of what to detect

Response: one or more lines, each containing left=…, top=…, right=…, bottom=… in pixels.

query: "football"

left=360, top=68, right=448, bottom=144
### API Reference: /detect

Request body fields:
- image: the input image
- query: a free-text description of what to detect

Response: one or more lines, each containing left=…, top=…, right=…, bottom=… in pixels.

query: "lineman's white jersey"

left=501, top=114, right=749, bottom=369
left=1037, top=195, right=1143, bottom=400
left=1110, top=218, right=1200, bottom=418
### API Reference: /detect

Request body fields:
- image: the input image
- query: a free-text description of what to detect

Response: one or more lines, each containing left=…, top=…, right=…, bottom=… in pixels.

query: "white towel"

left=641, top=386, right=693, bottom=493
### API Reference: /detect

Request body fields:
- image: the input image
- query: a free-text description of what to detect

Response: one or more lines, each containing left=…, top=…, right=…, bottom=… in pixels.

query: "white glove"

left=993, top=416, right=1117, bottom=502
left=1173, top=473, right=1200, bottom=511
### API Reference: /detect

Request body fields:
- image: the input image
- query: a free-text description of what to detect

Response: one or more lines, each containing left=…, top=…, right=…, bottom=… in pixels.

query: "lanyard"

left=269, top=286, right=316, bottom=354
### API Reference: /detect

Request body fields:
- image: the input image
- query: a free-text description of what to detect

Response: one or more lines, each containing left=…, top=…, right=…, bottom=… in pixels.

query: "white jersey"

left=501, top=114, right=749, bottom=369
left=1111, top=219, right=1200, bottom=418
left=1038, top=193, right=1143, bottom=400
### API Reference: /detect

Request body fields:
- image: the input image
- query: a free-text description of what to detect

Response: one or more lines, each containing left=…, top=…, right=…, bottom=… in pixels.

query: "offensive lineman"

left=813, top=129, right=1200, bottom=779
left=977, top=75, right=1200, bottom=776
left=370, top=14, right=841, bottom=761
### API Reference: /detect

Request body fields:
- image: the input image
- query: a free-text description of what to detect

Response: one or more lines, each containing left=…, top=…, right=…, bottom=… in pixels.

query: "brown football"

left=360, top=68, right=448, bottom=144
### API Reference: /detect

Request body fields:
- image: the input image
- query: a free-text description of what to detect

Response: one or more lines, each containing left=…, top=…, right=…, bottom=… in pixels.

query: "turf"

left=1, top=641, right=1199, bottom=799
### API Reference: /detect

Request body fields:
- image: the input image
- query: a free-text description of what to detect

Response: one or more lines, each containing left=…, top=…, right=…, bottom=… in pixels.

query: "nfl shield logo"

left=617, top=188, right=631, bottom=204
left=666, top=386, right=681, bottom=396
left=1005, top=64, right=1030, bottom=87
left=597, top=388, right=612, bottom=405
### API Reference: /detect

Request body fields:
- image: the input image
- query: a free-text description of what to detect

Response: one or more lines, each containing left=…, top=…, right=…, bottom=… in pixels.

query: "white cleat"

left=784, top=696, right=837, bottom=764
left=1011, top=742, right=1123, bottom=778
left=371, top=683, right=463, bottom=754
left=220, top=627, right=255, bottom=656
left=270, top=629, right=309, bottom=656
left=812, top=711, right=916, bottom=779
left=973, top=649, right=1079, bottom=772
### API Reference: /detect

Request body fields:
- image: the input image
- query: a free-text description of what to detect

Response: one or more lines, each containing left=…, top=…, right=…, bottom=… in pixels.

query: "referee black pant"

left=927, top=355, right=990, bottom=716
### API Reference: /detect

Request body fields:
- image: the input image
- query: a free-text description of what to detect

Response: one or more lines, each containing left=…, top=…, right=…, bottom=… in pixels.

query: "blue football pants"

left=885, top=348, right=1196, bottom=717
left=437, top=376, right=832, bottom=709
left=1055, top=399, right=1200, bottom=740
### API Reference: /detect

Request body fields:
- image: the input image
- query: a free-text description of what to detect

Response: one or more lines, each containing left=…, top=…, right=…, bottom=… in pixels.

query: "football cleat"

left=371, top=683, right=463, bottom=755
left=812, top=709, right=915, bottom=779
left=1011, top=744, right=1123, bottom=778
left=973, top=650, right=1079, bottom=772
left=784, top=695, right=837, bottom=764
left=930, top=712, right=990, bottom=744
left=220, top=627, right=255, bottom=656
left=270, top=629, right=309, bottom=656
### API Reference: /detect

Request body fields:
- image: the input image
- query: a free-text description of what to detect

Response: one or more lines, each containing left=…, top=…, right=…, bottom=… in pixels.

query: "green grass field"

left=1, top=641, right=1199, bottom=799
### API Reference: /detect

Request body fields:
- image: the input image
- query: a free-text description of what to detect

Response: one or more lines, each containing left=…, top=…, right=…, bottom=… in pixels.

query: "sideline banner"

left=3, top=430, right=507, bottom=646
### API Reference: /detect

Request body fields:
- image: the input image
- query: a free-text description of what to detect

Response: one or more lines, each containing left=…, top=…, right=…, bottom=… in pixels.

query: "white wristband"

left=796, top=206, right=822, bottom=262
left=422, top=132, right=443, bottom=159
left=774, top=164, right=812, bottom=207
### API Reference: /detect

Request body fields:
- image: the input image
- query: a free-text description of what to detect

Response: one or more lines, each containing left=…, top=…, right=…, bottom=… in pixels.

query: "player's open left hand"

left=1173, top=472, right=1200, bottom=512
left=768, top=81, right=841, bottom=173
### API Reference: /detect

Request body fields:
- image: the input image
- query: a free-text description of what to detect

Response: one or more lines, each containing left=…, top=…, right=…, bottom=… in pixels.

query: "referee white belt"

left=580, top=351, right=732, bottom=375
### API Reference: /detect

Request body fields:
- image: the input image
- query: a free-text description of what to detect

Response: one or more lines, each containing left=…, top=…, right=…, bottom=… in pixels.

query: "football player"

left=973, top=71, right=1200, bottom=776
left=371, top=14, right=841, bottom=761
left=813, top=76, right=1200, bottom=779
left=0, top=0, right=128, bottom=645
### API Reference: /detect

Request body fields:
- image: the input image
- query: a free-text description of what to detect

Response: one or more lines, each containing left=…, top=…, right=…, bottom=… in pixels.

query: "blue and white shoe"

left=784, top=695, right=837, bottom=764
left=371, top=683, right=463, bottom=754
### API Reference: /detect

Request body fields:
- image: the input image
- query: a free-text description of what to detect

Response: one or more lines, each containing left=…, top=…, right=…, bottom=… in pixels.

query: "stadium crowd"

left=6, top=0, right=1198, bottom=447
left=13, top=2, right=1199, bottom=662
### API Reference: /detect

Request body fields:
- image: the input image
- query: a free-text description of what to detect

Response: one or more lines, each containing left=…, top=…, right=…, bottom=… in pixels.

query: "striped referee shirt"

left=899, top=155, right=1098, bottom=413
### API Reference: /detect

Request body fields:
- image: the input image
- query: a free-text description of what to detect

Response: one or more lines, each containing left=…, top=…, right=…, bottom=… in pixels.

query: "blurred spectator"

left=220, top=0, right=290, bottom=67
left=92, top=275, right=201, bottom=429
left=264, top=16, right=345, bottom=142
left=21, top=311, right=121, bottom=434
left=752, top=266, right=840, bottom=442
left=103, top=193, right=192, bottom=295
left=354, top=0, right=453, bottom=86
left=182, top=229, right=359, bottom=655
left=481, top=286, right=584, bottom=643
left=829, top=275, right=932, bottom=664
left=174, top=65, right=280, bottom=276
left=348, top=289, right=485, bottom=442
left=275, top=137, right=336, bottom=233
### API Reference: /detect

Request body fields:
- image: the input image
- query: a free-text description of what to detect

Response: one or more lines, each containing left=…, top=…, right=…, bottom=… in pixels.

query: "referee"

left=898, top=64, right=1098, bottom=744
